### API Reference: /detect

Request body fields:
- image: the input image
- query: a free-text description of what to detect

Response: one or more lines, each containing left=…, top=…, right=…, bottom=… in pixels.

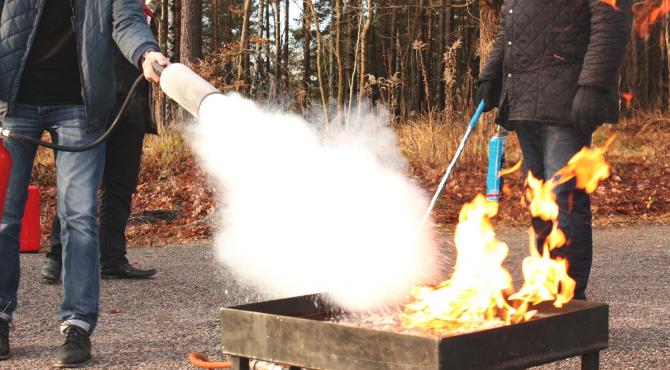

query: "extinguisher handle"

left=152, top=63, right=164, bottom=76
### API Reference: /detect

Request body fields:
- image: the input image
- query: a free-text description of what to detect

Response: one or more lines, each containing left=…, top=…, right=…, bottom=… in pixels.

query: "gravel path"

left=2, top=225, right=668, bottom=369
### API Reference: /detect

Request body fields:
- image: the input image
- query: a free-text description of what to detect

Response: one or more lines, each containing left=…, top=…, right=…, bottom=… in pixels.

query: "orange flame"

left=499, top=160, right=523, bottom=177
left=401, top=195, right=521, bottom=333
left=555, top=136, right=614, bottom=193
left=401, top=138, right=615, bottom=335
left=600, top=0, right=620, bottom=11
left=633, top=0, right=670, bottom=39
left=508, top=228, right=575, bottom=308
left=621, top=92, right=633, bottom=110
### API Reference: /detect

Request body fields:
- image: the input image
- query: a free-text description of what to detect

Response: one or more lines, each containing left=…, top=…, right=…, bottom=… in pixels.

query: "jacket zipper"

left=69, top=0, right=90, bottom=122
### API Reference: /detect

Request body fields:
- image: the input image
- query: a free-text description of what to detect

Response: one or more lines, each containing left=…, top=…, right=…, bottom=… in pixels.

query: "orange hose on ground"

left=188, top=352, right=232, bottom=369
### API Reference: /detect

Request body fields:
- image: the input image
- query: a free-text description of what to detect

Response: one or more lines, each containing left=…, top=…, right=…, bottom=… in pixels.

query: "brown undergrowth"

left=30, top=112, right=669, bottom=248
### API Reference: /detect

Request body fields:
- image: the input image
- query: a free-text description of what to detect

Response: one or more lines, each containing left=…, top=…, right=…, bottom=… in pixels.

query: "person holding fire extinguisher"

left=0, top=0, right=169, bottom=367
left=475, top=0, right=632, bottom=301
left=40, top=3, right=159, bottom=284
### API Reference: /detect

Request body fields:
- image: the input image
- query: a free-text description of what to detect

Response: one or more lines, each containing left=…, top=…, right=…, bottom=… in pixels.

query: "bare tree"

left=335, top=0, right=344, bottom=110
left=237, top=0, right=252, bottom=83
left=306, top=0, right=328, bottom=122
left=283, top=0, right=290, bottom=92
left=212, top=0, right=221, bottom=50
left=273, top=0, right=282, bottom=96
left=302, top=0, right=312, bottom=95
left=252, top=0, right=266, bottom=96
left=180, top=0, right=202, bottom=64
left=358, top=0, right=374, bottom=102
left=167, top=0, right=181, bottom=61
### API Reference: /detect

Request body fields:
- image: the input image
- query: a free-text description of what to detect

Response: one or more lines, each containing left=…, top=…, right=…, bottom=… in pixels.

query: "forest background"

left=31, top=0, right=670, bottom=245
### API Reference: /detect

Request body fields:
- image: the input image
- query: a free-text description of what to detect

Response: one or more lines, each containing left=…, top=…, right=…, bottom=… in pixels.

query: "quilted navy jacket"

left=0, top=0, right=159, bottom=128
left=479, top=0, right=632, bottom=127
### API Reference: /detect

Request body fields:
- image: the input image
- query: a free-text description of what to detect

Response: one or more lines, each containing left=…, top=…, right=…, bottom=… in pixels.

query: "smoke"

left=188, top=94, right=438, bottom=311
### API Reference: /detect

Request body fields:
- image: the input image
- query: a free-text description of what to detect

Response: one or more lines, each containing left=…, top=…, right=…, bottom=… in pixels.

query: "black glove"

left=570, top=86, right=611, bottom=136
left=475, top=80, right=500, bottom=112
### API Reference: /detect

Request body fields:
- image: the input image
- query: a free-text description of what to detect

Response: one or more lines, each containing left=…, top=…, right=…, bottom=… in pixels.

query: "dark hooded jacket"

left=479, top=0, right=632, bottom=128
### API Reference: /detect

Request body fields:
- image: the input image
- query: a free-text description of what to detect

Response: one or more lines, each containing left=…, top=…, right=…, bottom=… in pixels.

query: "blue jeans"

left=0, top=104, right=105, bottom=333
left=514, top=122, right=592, bottom=300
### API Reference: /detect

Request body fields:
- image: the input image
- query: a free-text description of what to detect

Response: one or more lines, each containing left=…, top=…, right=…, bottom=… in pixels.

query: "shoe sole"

left=52, top=357, right=91, bottom=368
left=41, top=276, right=61, bottom=285
left=101, top=274, right=155, bottom=280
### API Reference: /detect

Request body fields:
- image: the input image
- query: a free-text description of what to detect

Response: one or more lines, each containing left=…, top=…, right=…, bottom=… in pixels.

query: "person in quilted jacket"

left=0, top=0, right=169, bottom=367
left=476, top=0, right=632, bottom=300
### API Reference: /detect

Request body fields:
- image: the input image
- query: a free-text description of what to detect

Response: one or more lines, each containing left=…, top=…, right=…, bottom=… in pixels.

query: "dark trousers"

left=514, top=122, right=593, bottom=300
left=48, top=113, right=145, bottom=270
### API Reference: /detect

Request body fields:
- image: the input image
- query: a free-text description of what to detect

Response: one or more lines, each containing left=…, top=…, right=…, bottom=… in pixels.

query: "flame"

left=632, top=0, right=670, bottom=39
left=508, top=228, right=575, bottom=308
left=600, top=0, right=620, bottom=11
left=499, top=160, right=523, bottom=177
left=554, top=136, right=614, bottom=193
left=601, top=0, right=670, bottom=40
left=621, top=92, right=633, bottom=110
left=401, top=138, right=614, bottom=335
left=401, top=195, right=522, bottom=333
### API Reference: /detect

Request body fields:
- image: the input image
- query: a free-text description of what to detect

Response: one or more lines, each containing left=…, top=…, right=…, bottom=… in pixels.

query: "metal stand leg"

left=231, top=356, right=250, bottom=370
left=581, top=351, right=599, bottom=370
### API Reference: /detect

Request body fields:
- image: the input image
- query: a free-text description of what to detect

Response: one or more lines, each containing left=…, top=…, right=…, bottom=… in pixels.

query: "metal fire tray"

left=220, top=294, right=608, bottom=370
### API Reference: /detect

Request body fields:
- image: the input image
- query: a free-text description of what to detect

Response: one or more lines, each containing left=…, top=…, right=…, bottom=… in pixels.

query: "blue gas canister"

left=486, top=127, right=508, bottom=201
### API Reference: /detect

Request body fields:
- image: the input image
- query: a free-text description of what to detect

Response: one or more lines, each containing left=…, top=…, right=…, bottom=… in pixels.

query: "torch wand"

left=420, top=100, right=486, bottom=225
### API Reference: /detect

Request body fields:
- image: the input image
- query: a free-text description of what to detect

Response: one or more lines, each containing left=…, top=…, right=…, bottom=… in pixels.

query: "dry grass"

left=141, top=127, right=193, bottom=180
left=397, top=110, right=669, bottom=175
left=30, top=128, right=193, bottom=187
left=596, top=111, right=670, bottom=163
left=26, top=108, right=670, bottom=248
left=396, top=111, right=522, bottom=175
left=29, top=110, right=667, bottom=193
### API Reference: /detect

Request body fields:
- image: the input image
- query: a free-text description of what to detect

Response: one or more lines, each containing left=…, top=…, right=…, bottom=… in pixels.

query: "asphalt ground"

left=1, top=225, right=668, bottom=369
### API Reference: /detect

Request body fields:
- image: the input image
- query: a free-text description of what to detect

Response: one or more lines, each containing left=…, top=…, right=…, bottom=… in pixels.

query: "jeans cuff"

left=0, top=312, right=10, bottom=322
left=60, top=319, right=91, bottom=334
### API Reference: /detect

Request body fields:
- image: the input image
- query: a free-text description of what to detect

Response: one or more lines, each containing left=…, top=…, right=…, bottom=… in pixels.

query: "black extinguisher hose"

left=0, top=74, right=145, bottom=152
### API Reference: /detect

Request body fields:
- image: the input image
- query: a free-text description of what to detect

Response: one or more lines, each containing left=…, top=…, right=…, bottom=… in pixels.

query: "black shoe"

left=0, top=318, right=9, bottom=360
left=41, top=255, right=62, bottom=284
left=101, top=262, right=157, bottom=280
left=53, top=325, right=91, bottom=368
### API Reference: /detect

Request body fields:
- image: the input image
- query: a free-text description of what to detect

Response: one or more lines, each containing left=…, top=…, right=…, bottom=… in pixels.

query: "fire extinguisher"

left=0, top=139, right=12, bottom=216
left=486, top=125, right=508, bottom=202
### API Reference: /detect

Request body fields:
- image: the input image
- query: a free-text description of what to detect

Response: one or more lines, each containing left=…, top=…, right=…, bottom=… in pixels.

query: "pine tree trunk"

left=168, top=0, right=181, bottom=61
left=181, top=0, right=202, bottom=64
left=283, top=0, right=290, bottom=92
left=358, top=0, right=373, bottom=102
left=336, top=0, right=344, bottom=110
left=252, top=0, right=265, bottom=97
left=237, top=0, right=252, bottom=84
left=306, top=0, right=328, bottom=123
left=302, top=0, right=312, bottom=95
left=212, top=0, right=221, bottom=50
left=274, top=0, right=282, bottom=97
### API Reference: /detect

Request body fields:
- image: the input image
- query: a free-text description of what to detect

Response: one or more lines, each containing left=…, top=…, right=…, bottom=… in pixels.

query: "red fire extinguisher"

left=0, top=138, right=12, bottom=217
